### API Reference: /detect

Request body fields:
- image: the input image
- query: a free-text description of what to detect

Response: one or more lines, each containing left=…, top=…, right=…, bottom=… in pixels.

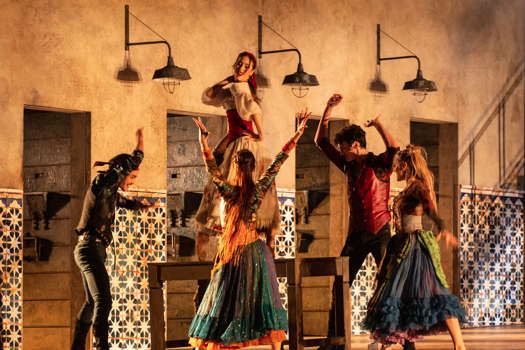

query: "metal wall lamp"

left=257, top=15, right=319, bottom=98
left=370, top=24, right=437, bottom=103
left=117, top=5, right=191, bottom=93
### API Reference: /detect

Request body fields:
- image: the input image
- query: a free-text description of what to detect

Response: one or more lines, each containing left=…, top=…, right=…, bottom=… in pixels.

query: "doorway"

left=165, top=112, right=226, bottom=340
left=295, top=118, right=348, bottom=336
left=22, top=108, right=90, bottom=350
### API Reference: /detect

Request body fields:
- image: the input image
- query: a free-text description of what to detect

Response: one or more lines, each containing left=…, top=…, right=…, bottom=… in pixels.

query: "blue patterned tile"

left=459, top=186, right=524, bottom=326
left=103, top=190, right=167, bottom=350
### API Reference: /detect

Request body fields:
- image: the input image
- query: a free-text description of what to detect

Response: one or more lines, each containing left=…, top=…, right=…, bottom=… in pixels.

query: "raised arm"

left=315, top=94, right=341, bottom=145
left=365, top=115, right=399, bottom=149
left=257, top=110, right=311, bottom=194
left=193, top=118, right=235, bottom=196
left=93, top=129, right=144, bottom=194
left=204, top=77, right=231, bottom=98
left=314, top=94, right=346, bottom=171
left=135, top=127, right=144, bottom=152
left=193, top=118, right=219, bottom=174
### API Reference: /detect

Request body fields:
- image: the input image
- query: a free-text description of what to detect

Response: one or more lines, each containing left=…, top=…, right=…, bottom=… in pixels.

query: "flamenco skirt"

left=363, top=230, right=465, bottom=345
left=194, top=135, right=281, bottom=236
left=188, top=240, right=288, bottom=350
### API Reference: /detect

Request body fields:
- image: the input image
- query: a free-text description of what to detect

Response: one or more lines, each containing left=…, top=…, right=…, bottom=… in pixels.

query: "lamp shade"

left=403, top=69, right=437, bottom=92
left=152, top=56, right=191, bottom=81
left=282, top=62, right=319, bottom=87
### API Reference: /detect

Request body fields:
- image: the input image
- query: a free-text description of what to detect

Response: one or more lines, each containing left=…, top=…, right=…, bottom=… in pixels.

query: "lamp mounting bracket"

left=376, top=24, right=421, bottom=71
left=257, top=15, right=302, bottom=63
left=124, top=4, right=172, bottom=57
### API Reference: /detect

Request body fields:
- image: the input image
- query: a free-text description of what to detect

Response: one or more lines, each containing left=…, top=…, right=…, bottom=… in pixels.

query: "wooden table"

left=149, top=257, right=351, bottom=350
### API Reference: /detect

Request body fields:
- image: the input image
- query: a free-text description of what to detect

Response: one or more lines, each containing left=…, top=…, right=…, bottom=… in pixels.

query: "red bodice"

left=226, top=109, right=254, bottom=143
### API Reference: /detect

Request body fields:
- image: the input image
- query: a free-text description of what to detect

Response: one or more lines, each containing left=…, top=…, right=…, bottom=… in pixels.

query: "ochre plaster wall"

left=0, top=0, right=523, bottom=343
left=1, top=0, right=523, bottom=191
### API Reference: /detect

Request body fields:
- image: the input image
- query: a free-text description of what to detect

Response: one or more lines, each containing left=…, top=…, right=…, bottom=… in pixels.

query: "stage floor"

left=346, top=325, right=525, bottom=349
left=220, top=325, right=525, bottom=350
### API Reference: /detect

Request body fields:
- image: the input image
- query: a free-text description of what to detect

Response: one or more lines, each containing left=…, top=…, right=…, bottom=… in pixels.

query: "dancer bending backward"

left=189, top=110, right=311, bottom=350
left=363, top=145, right=466, bottom=350
left=314, top=94, right=399, bottom=348
left=71, top=128, right=157, bottom=350
left=195, top=51, right=280, bottom=258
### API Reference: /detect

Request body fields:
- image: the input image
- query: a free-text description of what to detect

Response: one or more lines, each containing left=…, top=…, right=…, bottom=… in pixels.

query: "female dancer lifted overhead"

left=195, top=52, right=280, bottom=260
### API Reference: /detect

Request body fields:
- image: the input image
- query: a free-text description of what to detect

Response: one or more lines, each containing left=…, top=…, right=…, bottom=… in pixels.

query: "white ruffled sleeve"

left=227, top=82, right=262, bottom=120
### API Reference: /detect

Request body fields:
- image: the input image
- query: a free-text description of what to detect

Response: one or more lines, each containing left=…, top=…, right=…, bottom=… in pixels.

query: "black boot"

left=71, top=319, right=91, bottom=350
left=403, top=341, right=416, bottom=350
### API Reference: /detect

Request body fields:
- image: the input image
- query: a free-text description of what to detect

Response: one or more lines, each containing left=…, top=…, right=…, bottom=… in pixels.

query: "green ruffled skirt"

left=189, top=239, right=288, bottom=349
left=363, top=230, right=465, bottom=345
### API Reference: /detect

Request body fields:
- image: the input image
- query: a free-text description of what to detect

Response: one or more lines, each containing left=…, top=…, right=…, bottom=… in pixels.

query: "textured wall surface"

left=0, top=0, right=524, bottom=347
left=1, top=0, right=523, bottom=190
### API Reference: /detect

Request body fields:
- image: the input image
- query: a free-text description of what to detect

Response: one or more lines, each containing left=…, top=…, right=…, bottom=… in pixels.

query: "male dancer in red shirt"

left=315, top=94, right=406, bottom=349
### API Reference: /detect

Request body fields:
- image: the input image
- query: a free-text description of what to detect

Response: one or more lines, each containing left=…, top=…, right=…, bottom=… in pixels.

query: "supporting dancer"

left=188, top=110, right=310, bottom=350
left=363, top=145, right=466, bottom=350
left=71, top=128, right=156, bottom=350
left=194, top=51, right=281, bottom=309
left=314, top=94, right=399, bottom=349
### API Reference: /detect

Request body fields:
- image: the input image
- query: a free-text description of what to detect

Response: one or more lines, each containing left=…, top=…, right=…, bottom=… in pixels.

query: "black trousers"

left=73, top=236, right=112, bottom=350
left=326, top=223, right=391, bottom=338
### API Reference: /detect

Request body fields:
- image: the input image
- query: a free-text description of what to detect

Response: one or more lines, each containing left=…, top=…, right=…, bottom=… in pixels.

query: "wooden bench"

left=149, top=257, right=351, bottom=350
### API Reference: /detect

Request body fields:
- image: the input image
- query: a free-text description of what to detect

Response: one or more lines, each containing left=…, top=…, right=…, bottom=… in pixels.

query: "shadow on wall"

left=458, top=58, right=524, bottom=188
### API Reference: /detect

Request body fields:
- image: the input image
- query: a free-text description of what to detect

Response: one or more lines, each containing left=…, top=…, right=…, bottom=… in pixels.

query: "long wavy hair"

left=214, top=149, right=258, bottom=272
left=396, top=145, right=437, bottom=208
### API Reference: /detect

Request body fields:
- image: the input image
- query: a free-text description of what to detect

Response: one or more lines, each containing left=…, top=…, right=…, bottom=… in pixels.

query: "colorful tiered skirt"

left=363, top=230, right=465, bottom=345
left=189, top=239, right=288, bottom=350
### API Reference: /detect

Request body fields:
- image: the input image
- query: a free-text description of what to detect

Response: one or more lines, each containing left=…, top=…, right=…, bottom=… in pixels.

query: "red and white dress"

left=195, top=81, right=281, bottom=237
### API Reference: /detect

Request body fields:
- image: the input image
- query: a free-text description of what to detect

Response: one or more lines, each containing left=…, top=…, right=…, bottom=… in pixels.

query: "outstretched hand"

left=192, top=118, right=209, bottom=142
left=136, top=127, right=144, bottom=151
left=296, top=109, right=311, bottom=134
left=365, top=115, right=381, bottom=128
left=327, top=94, right=343, bottom=108
left=292, top=109, right=312, bottom=144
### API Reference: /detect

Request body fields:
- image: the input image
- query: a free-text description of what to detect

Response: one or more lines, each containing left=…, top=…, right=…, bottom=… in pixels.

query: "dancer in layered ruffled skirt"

left=363, top=145, right=466, bottom=350
left=188, top=111, right=311, bottom=350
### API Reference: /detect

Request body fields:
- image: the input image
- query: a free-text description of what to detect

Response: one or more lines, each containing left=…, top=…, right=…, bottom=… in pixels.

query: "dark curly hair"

left=108, top=153, right=139, bottom=171
left=334, top=124, right=366, bottom=148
